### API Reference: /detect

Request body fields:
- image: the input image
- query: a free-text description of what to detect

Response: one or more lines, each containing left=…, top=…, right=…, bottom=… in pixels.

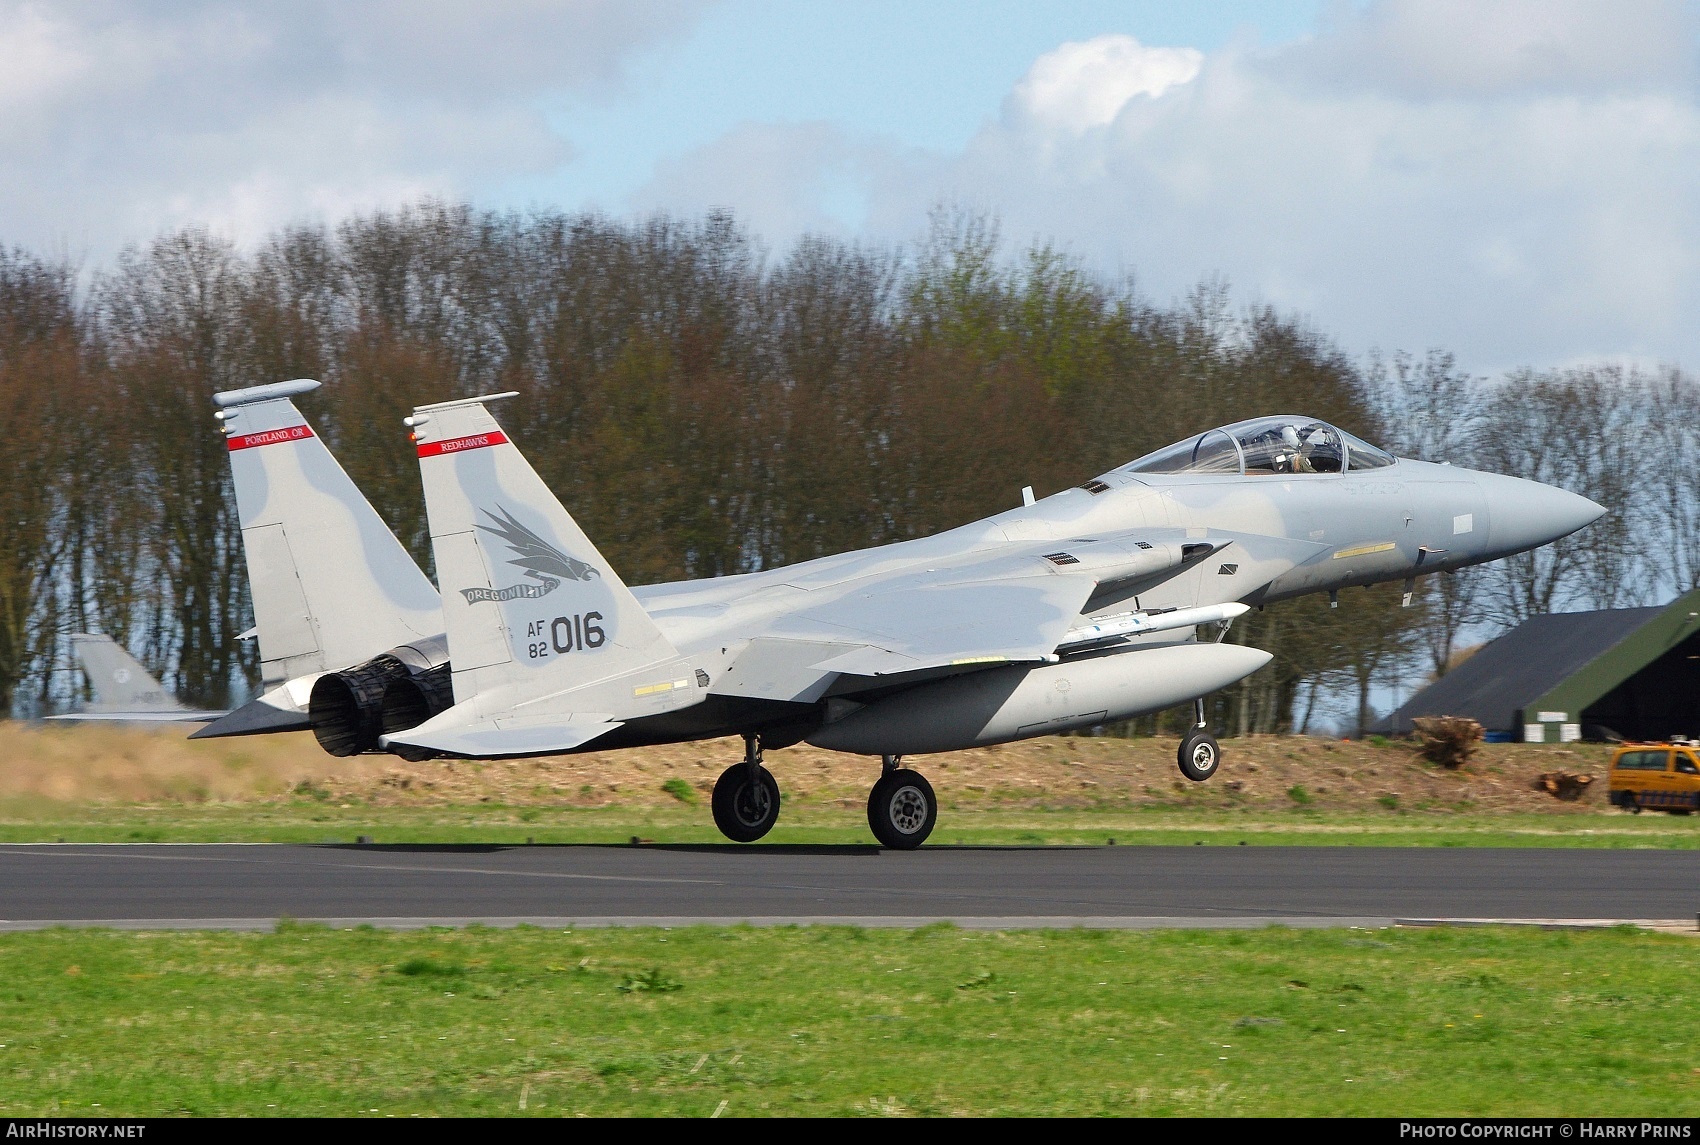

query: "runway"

left=0, top=843, right=1695, bottom=931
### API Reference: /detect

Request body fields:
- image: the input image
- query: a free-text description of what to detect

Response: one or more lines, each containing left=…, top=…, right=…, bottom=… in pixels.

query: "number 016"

left=525, top=611, right=605, bottom=659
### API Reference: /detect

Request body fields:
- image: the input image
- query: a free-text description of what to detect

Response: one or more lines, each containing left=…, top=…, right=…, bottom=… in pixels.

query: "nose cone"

left=1480, top=473, right=1606, bottom=558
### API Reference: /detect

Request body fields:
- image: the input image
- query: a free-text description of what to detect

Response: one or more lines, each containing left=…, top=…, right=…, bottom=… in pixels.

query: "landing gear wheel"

left=712, top=763, right=780, bottom=842
left=1177, top=730, right=1221, bottom=782
left=868, top=769, right=937, bottom=850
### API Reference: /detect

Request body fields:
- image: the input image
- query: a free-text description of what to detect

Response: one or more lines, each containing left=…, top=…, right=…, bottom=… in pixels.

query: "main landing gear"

left=867, top=755, right=937, bottom=850
left=1177, top=697, right=1221, bottom=783
left=712, top=734, right=781, bottom=842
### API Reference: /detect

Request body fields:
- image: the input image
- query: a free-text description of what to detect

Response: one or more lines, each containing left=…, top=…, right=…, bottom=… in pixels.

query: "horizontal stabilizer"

left=188, top=695, right=313, bottom=739
left=381, top=714, right=622, bottom=759
left=47, top=711, right=220, bottom=724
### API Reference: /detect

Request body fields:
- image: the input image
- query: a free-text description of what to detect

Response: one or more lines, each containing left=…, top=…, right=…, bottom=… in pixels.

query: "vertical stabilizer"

left=213, top=380, right=443, bottom=687
left=404, top=395, right=686, bottom=713
left=70, top=634, right=185, bottom=713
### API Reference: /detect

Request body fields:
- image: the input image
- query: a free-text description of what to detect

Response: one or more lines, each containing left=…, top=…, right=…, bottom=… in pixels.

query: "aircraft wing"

left=775, top=573, right=1098, bottom=672
left=714, top=573, right=1098, bottom=701
left=711, top=526, right=1325, bottom=703
left=750, top=524, right=1223, bottom=676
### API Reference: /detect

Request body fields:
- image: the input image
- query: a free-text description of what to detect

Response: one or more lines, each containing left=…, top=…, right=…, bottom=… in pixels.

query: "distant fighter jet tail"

left=211, top=379, right=444, bottom=688
left=70, top=634, right=183, bottom=712
left=382, top=393, right=693, bottom=757
left=45, top=634, right=221, bottom=723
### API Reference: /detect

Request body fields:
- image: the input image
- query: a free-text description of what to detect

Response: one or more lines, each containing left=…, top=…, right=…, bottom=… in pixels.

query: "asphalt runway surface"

left=0, top=843, right=1695, bottom=930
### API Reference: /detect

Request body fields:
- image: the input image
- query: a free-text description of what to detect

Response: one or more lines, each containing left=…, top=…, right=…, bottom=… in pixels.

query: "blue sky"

left=3, top=1, right=1697, bottom=374
left=520, top=2, right=1324, bottom=213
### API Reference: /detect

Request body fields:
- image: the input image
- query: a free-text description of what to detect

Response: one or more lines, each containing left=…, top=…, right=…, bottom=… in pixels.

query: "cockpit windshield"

left=1125, top=415, right=1396, bottom=475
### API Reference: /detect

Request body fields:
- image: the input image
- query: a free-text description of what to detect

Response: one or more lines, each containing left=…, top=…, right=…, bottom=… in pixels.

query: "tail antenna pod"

left=411, top=391, right=521, bottom=416
left=406, top=393, right=520, bottom=440
left=212, top=379, right=322, bottom=409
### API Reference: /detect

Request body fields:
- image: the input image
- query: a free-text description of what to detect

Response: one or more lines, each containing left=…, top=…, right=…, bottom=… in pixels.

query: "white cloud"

left=1287, top=0, right=1697, bottom=98
left=1010, top=35, right=1202, bottom=133
left=0, top=0, right=709, bottom=256
left=0, top=4, right=93, bottom=111
left=633, top=2, right=1700, bottom=372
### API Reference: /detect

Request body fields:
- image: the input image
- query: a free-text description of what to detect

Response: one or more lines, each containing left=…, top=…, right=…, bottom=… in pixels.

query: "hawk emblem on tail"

left=459, top=505, right=600, bottom=603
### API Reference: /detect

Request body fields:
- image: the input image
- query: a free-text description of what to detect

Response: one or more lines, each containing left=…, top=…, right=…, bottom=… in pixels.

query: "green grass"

left=1, top=923, right=1696, bottom=1116
left=660, top=778, right=697, bottom=805
left=2, top=799, right=1697, bottom=848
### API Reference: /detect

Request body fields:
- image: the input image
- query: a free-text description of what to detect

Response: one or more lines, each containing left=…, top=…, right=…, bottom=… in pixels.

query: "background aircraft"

left=46, top=634, right=223, bottom=723
left=375, top=395, right=1602, bottom=847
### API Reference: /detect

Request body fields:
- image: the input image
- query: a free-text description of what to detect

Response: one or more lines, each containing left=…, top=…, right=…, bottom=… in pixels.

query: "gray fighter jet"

left=336, top=393, right=1602, bottom=848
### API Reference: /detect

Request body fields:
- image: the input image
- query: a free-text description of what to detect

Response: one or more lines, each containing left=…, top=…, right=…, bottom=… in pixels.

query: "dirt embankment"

left=0, top=721, right=1621, bottom=813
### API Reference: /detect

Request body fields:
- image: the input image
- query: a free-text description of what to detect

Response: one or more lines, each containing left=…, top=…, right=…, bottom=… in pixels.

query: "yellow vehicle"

left=1607, top=744, right=1700, bottom=814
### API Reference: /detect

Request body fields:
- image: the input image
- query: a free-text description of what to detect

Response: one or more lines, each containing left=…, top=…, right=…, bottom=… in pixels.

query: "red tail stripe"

left=227, top=425, right=314, bottom=451
left=417, top=430, right=509, bottom=458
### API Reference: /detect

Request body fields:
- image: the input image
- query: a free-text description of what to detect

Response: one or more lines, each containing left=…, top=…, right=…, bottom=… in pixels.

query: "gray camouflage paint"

left=383, top=399, right=1602, bottom=759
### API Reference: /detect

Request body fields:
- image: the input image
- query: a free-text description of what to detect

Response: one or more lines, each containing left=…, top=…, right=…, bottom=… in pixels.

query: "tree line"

left=0, top=201, right=1680, bottom=733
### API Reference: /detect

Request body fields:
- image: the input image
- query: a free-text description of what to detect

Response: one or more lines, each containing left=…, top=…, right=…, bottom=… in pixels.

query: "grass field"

left=4, top=726, right=1697, bottom=1118
left=2, top=722, right=1695, bottom=849
left=1, top=922, right=1696, bottom=1117
left=4, top=799, right=1699, bottom=849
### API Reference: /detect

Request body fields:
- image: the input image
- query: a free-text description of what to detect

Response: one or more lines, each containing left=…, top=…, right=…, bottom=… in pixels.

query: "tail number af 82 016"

left=524, top=613, right=606, bottom=659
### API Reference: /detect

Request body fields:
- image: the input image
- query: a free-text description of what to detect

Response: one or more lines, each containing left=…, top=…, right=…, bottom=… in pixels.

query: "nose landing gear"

left=711, top=734, right=781, bottom=842
left=868, top=754, right=937, bottom=849
left=1177, top=697, right=1221, bottom=782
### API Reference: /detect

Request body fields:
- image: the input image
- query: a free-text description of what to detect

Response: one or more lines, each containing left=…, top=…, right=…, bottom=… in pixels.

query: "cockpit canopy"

left=1125, top=415, right=1395, bottom=476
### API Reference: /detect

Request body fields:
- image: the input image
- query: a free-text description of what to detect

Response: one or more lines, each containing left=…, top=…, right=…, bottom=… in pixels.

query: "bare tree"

left=0, top=200, right=1519, bottom=722
left=1645, top=367, right=1700, bottom=593
left=1472, top=367, right=1645, bottom=627
left=0, top=250, right=83, bottom=711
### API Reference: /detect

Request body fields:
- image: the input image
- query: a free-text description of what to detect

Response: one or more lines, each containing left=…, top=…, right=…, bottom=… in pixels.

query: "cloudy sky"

left=4, top=0, right=1698, bottom=373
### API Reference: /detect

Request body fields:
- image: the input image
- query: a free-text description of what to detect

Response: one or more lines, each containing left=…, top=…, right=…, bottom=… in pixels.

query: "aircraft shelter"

left=1377, top=586, right=1700, bottom=743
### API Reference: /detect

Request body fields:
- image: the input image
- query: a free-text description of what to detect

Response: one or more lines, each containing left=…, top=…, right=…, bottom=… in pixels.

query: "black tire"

left=711, top=763, right=780, bottom=843
left=867, top=769, right=937, bottom=850
left=1177, top=730, right=1221, bottom=782
left=1624, top=792, right=1642, bottom=814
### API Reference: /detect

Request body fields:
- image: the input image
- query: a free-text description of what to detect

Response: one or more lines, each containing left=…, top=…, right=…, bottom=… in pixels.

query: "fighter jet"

left=46, top=633, right=223, bottom=723
left=368, top=393, right=1602, bottom=848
